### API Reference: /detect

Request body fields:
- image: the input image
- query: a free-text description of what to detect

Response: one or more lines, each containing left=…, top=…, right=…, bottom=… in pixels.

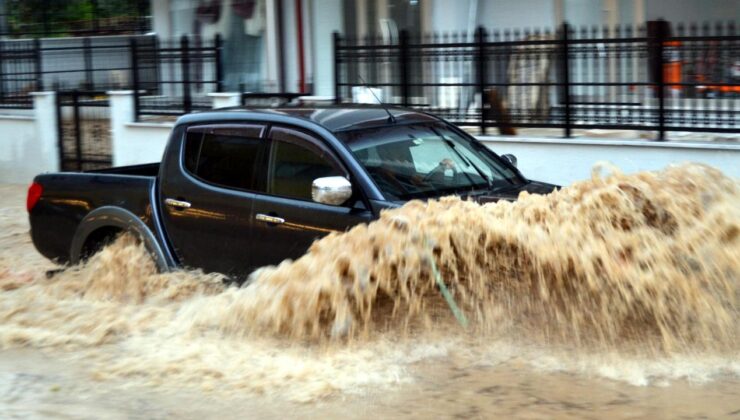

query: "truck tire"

left=70, top=206, right=172, bottom=272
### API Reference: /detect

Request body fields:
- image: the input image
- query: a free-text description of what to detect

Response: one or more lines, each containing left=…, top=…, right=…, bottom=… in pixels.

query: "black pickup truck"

left=27, top=106, right=556, bottom=279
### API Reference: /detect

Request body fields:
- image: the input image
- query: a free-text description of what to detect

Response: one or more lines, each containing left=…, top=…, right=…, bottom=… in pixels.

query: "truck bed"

left=29, top=166, right=159, bottom=264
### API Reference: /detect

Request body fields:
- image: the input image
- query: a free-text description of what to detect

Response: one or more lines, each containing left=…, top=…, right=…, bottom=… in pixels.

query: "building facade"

left=149, top=0, right=738, bottom=96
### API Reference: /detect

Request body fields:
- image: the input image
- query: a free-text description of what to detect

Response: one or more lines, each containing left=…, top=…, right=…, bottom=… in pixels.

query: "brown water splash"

left=0, top=163, right=737, bottom=357
left=203, top=163, right=737, bottom=352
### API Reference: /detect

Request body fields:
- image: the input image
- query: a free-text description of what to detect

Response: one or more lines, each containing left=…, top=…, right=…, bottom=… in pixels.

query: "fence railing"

left=132, top=35, right=223, bottom=120
left=241, top=92, right=307, bottom=107
left=55, top=90, right=112, bottom=171
left=0, top=34, right=223, bottom=120
left=334, top=20, right=739, bottom=139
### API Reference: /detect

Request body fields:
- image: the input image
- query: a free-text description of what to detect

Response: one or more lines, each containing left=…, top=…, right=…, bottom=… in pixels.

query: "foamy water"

left=0, top=164, right=738, bottom=416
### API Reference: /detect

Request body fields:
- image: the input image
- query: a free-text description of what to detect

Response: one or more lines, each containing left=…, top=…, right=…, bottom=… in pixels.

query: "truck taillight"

left=27, top=182, right=42, bottom=212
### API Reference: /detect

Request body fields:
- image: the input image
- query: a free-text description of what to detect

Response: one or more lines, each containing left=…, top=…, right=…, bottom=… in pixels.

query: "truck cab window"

left=268, top=127, right=343, bottom=201
left=184, top=125, right=264, bottom=191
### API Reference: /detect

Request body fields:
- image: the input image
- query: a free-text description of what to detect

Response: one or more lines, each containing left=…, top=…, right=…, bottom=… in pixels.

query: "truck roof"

left=176, top=105, right=441, bottom=133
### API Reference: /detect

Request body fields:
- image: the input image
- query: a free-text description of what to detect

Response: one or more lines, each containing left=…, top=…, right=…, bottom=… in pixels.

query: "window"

left=268, top=127, right=343, bottom=201
left=339, top=123, right=522, bottom=200
left=184, top=125, right=264, bottom=190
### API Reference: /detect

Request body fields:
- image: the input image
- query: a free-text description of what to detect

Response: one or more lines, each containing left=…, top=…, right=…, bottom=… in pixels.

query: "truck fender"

left=70, top=206, right=171, bottom=272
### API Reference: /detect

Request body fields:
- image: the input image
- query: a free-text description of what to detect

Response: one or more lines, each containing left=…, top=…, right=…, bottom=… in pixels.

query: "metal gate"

left=56, top=90, right=112, bottom=171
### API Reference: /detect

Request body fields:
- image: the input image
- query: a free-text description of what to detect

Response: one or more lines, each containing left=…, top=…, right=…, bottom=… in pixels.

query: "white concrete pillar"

left=209, top=92, right=241, bottom=109
left=301, top=0, right=314, bottom=92
left=420, top=0, right=433, bottom=35
left=553, top=0, right=564, bottom=25
left=31, top=91, right=60, bottom=173
left=356, top=0, right=368, bottom=37
left=108, top=90, right=135, bottom=167
left=310, top=0, right=343, bottom=97
left=633, top=0, right=645, bottom=25
left=604, top=0, right=618, bottom=99
left=265, top=0, right=281, bottom=92
left=282, top=2, right=299, bottom=92
left=151, top=0, right=172, bottom=37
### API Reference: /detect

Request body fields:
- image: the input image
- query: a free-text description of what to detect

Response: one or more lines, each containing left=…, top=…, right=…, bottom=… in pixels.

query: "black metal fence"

left=0, top=34, right=223, bottom=119
left=334, top=20, right=739, bottom=139
left=0, top=39, right=42, bottom=109
left=56, top=90, right=112, bottom=171
left=132, top=35, right=223, bottom=120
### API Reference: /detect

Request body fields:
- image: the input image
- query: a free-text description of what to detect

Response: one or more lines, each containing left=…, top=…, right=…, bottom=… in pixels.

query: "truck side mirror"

left=501, top=154, right=517, bottom=167
left=312, top=176, right=353, bottom=206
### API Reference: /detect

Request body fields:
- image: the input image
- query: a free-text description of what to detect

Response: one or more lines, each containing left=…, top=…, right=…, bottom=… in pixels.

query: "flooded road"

left=1, top=167, right=738, bottom=419
left=2, top=345, right=738, bottom=419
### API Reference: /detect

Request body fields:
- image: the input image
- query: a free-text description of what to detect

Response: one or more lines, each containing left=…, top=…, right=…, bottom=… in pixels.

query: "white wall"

left=0, top=116, right=42, bottom=184
left=310, top=0, right=343, bottom=96
left=564, top=0, right=604, bottom=28
left=478, top=0, right=557, bottom=30
left=0, top=92, right=59, bottom=185
left=429, top=0, right=471, bottom=33
left=427, top=0, right=559, bottom=33
left=151, top=0, right=172, bottom=37
left=113, top=123, right=174, bottom=166
left=644, top=0, right=738, bottom=23
left=109, top=90, right=173, bottom=166
left=479, top=137, right=740, bottom=186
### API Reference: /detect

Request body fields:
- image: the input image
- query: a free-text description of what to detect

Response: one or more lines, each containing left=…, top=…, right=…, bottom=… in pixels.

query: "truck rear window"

left=184, top=125, right=265, bottom=191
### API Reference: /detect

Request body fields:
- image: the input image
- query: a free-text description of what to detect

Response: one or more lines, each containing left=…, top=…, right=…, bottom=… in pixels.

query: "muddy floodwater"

left=0, top=165, right=738, bottom=419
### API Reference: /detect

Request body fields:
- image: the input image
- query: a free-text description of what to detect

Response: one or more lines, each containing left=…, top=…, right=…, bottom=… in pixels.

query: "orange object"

left=663, top=41, right=682, bottom=90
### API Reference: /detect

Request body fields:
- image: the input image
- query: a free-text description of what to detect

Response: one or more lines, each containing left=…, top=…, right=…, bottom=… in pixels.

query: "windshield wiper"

left=430, top=127, right=493, bottom=189
left=441, top=137, right=493, bottom=189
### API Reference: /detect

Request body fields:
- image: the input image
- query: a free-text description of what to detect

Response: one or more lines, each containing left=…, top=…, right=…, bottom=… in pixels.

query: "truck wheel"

left=70, top=207, right=173, bottom=273
left=79, top=226, right=124, bottom=261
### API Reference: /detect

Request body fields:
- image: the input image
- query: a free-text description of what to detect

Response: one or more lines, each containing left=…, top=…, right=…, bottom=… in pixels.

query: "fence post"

left=33, top=38, right=43, bottom=91
left=476, top=26, right=487, bottom=135
left=53, top=92, right=64, bottom=172
left=129, top=37, right=140, bottom=121
left=72, top=90, right=83, bottom=171
left=560, top=22, right=572, bottom=138
left=0, top=41, right=4, bottom=101
left=214, top=33, right=223, bottom=93
left=137, top=0, right=148, bottom=33
left=333, top=31, right=341, bottom=104
left=399, top=30, right=410, bottom=107
left=648, top=20, right=668, bottom=141
left=83, top=37, right=93, bottom=90
left=181, top=35, right=192, bottom=114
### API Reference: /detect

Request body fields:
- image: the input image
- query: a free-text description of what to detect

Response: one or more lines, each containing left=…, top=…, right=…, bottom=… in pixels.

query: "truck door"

left=159, top=124, right=266, bottom=280
left=250, top=126, right=373, bottom=268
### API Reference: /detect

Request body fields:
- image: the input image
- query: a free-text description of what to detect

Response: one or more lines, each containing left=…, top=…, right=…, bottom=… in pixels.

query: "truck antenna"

left=357, top=74, right=396, bottom=123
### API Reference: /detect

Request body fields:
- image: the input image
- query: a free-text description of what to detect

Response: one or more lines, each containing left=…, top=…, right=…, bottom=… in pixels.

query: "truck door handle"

left=255, top=213, right=285, bottom=224
left=165, top=198, right=191, bottom=209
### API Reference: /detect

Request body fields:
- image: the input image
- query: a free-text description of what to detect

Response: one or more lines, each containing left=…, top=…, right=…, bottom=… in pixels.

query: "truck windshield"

left=339, top=123, right=523, bottom=201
